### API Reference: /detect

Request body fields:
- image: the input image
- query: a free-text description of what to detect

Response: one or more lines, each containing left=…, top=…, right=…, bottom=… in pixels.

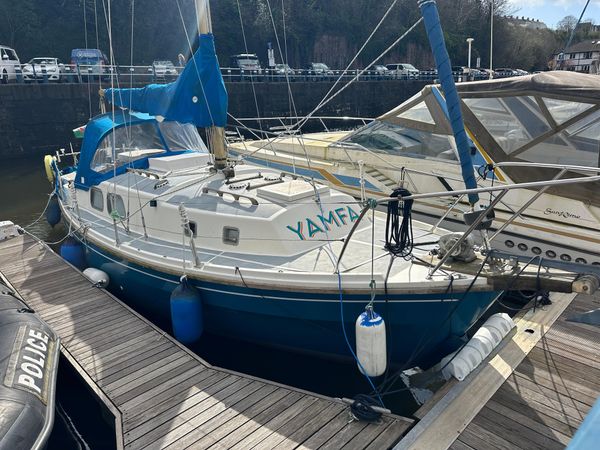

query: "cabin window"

left=91, top=122, right=166, bottom=174
left=463, top=96, right=550, bottom=155
left=90, top=187, right=104, bottom=211
left=222, top=227, right=240, bottom=246
left=345, top=121, right=458, bottom=161
left=107, top=193, right=127, bottom=219
left=158, top=121, right=208, bottom=152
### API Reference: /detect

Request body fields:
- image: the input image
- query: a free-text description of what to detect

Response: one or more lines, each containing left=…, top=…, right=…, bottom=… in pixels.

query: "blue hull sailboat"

left=48, top=0, right=541, bottom=371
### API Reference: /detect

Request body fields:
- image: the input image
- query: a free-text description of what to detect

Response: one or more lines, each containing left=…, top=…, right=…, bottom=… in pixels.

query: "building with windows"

left=550, top=40, right=600, bottom=74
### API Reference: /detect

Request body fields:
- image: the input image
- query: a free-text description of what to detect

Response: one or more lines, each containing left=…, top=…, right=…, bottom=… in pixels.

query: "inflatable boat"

left=0, top=281, right=60, bottom=450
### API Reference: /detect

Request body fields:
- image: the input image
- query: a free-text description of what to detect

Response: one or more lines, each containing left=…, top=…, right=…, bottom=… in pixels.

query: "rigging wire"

left=235, top=0, right=265, bottom=136
left=295, top=0, right=399, bottom=131
left=293, top=17, right=424, bottom=132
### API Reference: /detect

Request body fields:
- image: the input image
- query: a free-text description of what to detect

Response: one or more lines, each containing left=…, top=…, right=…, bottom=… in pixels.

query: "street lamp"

left=466, top=37, right=474, bottom=69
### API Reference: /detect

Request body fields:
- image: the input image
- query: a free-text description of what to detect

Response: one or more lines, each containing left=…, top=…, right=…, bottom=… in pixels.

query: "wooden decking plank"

left=544, top=325, right=600, bottom=352
left=112, top=357, right=196, bottom=402
left=126, top=377, right=259, bottom=448
left=65, top=321, right=150, bottom=358
left=363, top=420, right=413, bottom=450
left=104, top=352, right=187, bottom=393
left=201, top=391, right=306, bottom=449
left=526, top=347, right=600, bottom=390
left=77, top=330, right=160, bottom=368
left=59, top=311, right=142, bottom=344
left=123, top=370, right=229, bottom=432
left=98, top=344, right=179, bottom=385
left=505, top=373, right=592, bottom=415
left=493, top=384, right=582, bottom=431
left=475, top=405, right=564, bottom=450
left=50, top=303, right=126, bottom=334
left=515, top=358, right=600, bottom=402
left=119, top=363, right=207, bottom=409
left=295, top=409, right=355, bottom=450
left=318, top=418, right=370, bottom=450
left=537, top=337, right=600, bottom=370
left=448, top=438, right=477, bottom=450
left=271, top=402, right=345, bottom=450
left=499, top=377, right=588, bottom=423
left=31, top=295, right=107, bottom=321
left=168, top=386, right=287, bottom=450
left=338, top=417, right=398, bottom=450
left=228, top=395, right=322, bottom=450
left=485, top=399, right=572, bottom=446
left=513, top=369, right=597, bottom=408
left=456, top=421, right=520, bottom=450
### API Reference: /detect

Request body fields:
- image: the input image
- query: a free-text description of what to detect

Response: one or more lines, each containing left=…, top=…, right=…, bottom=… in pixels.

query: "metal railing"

left=3, top=63, right=528, bottom=85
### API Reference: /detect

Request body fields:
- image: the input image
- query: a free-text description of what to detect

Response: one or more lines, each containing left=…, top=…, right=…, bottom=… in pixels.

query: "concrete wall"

left=0, top=80, right=427, bottom=159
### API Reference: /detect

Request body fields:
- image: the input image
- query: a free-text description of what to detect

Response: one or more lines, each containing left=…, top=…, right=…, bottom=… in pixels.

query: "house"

left=550, top=40, right=600, bottom=74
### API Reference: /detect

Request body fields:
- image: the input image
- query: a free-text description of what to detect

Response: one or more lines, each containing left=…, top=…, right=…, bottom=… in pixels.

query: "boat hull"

left=82, top=239, right=500, bottom=368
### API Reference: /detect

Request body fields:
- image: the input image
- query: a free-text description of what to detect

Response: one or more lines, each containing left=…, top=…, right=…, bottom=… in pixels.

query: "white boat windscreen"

left=345, top=121, right=458, bottom=161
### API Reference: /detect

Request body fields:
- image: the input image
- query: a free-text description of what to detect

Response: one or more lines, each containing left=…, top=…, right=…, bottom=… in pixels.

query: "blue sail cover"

left=104, top=34, right=227, bottom=127
left=418, top=0, right=479, bottom=205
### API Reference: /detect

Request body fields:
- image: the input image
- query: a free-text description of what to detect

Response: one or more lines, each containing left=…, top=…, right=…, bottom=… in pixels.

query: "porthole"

left=575, top=258, right=587, bottom=264
left=505, top=240, right=515, bottom=248
left=222, top=227, right=240, bottom=246
left=185, top=221, right=197, bottom=237
left=517, top=243, right=528, bottom=252
left=546, top=250, right=557, bottom=258
left=107, top=193, right=127, bottom=219
left=560, top=254, right=572, bottom=262
left=592, top=262, right=600, bottom=266
left=90, top=187, right=104, bottom=211
left=531, top=247, right=542, bottom=255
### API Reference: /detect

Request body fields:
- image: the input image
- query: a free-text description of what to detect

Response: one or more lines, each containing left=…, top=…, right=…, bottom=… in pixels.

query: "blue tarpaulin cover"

left=104, top=34, right=227, bottom=128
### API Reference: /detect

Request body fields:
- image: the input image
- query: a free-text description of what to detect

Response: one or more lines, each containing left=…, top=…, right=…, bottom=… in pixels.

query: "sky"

left=507, top=0, right=600, bottom=28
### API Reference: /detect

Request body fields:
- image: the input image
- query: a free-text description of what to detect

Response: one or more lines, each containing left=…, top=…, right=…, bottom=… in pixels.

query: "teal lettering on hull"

left=287, top=206, right=360, bottom=240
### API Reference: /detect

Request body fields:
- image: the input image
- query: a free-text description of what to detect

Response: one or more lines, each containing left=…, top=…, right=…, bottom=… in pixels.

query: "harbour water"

left=2, top=157, right=422, bottom=447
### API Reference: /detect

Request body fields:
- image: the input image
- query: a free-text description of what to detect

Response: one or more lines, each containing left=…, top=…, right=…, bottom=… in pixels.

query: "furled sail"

left=104, top=33, right=227, bottom=128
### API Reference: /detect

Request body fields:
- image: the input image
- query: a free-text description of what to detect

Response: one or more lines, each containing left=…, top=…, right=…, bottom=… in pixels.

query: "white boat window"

left=464, top=96, right=550, bottom=154
left=158, top=121, right=208, bottom=152
left=519, top=130, right=600, bottom=167
left=345, top=121, right=457, bottom=162
left=107, top=193, right=127, bottom=219
left=396, top=101, right=435, bottom=124
left=91, top=122, right=166, bottom=173
left=543, top=98, right=594, bottom=125
left=90, top=187, right=104, bottom=211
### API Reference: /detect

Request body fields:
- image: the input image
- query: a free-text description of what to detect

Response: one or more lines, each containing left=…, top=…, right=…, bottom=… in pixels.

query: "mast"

left=489, top=1, right=493, bottom=78
left=196, top=0, right=228, bottom=172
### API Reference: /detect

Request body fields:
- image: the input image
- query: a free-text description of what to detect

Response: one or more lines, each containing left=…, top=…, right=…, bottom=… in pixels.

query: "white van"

left=0, top=45, right=21, bottom=83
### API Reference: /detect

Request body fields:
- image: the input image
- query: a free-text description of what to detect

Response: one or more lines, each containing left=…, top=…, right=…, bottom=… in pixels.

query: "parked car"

left=370, top=64, right=390, bottom=75
left=22, top=57, right=64, bottom=82
left=386, top=63, right=419, bottom=79
left=274, top=63, right=295, bottom=75
left=494, top=68, right=518, bottom=78
left=230, top=54, right=261, bottom=72
left=0, top=45, right=21, bottom=84
left=514, top=69, right=529, bottom=76
left=70, top=48, right=109, bottom=77
left=308, top=62, right=334, bottom=75
left=149, top=60, right=178, bottom=79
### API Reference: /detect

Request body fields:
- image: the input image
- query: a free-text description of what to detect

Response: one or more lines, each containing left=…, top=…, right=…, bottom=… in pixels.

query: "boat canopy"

left=104, top=34, right=227, bottom=128
left=74, top=110, right=208, bottom=190
left=348, top=71, right=600, bottom=205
